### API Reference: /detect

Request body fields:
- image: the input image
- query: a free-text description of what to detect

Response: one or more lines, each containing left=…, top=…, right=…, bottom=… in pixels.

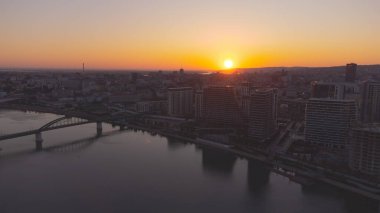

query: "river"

left=0, top=110, right=378, bottom=213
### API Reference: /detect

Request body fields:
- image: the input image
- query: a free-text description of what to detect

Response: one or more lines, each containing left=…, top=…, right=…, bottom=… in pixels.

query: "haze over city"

left=1, top=1, right=380, bottom=213
left=1, top=0, right=380, bottom=70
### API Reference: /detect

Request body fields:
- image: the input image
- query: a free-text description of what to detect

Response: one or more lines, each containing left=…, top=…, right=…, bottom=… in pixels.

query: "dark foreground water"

left=0, top=110, right=378, bottom=213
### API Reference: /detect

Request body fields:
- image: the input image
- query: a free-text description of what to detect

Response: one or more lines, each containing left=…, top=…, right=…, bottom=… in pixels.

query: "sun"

left=224, top=59, right=234, bottom=69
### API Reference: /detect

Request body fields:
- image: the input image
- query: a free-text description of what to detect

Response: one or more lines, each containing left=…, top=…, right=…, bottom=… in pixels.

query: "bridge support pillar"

left=96, top=122, right=102, bottom=136
left=35, top=132, right=43, bottom=151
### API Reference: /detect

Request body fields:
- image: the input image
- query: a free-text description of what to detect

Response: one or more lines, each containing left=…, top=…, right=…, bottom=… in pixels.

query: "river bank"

left=1, top=105, right=380, bottom=201
left=2, top=109, right=376, bottom=213
left=125, top=123, right=380, bottom=201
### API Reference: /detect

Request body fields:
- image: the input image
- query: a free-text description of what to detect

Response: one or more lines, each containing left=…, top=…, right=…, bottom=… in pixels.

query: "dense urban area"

left=1, top=64, right=380, bottom=200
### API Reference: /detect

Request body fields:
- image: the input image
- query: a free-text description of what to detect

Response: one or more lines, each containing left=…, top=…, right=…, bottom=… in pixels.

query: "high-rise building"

left=361, top=81, right=380, bottom=123
left=305, top=99, right=357, bottom=150
left=241, top=96, right=251, bottom=119
left=167, top=87, right=193, bottom=118
left=248, top=88, right=278, bottom=142
left=349, top=124, right=380, bottom=177
left=236, top=82, right=254, bottom=119
left=311, top=81, right=345, bottom=99
left=194, top=89, right=203, bottom=120
left=202, top=86, right=242, bottom=127
left=236, top=82, right=251, bottom=97
left=345, top=63, right=357, bottom=82
left=311, top=81, right=359, bottom=100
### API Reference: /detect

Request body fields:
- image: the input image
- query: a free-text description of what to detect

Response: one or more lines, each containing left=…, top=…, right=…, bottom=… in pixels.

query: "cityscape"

left=1, top=0, right=380, bottom=213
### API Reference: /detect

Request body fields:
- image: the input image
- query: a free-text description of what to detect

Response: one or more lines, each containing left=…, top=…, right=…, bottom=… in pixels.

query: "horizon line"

left=1, top=63, right=380, bottom=73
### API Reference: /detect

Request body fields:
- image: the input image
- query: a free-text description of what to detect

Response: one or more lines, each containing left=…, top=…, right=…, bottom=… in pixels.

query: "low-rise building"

left=135, top=100, right=167, bottom=114
left=168, top=87, right=193, bottom=118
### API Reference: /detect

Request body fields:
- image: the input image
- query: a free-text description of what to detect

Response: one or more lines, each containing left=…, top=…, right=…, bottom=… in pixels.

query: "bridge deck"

left=0, top=130, right=38, bottom=141
left=0, top=121, right=93, bottom=141
left=0, top=110, right=137, bottom=142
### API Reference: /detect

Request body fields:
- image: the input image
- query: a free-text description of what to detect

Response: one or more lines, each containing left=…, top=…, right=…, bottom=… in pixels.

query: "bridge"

left=0, top=111, right=139, bottom=151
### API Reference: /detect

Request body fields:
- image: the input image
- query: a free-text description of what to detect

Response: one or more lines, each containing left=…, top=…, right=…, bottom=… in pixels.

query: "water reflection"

left=0, top=129, right=128, bottom=159
left=202, top=148, right=237, bottom=177
left=0, top=149, right=36, bottom=161
left=343, top=194, right=379, bottom=213
left=301, top=182, right=341, bottom=198
left=45, top=136, right=98, bottom=153
left=166, top=137, right=189, bottom=151
left=301, top=184, right=379, bottom=212
left=247, top=160, right=270, bottom=194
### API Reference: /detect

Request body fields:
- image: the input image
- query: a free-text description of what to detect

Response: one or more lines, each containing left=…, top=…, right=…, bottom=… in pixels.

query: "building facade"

left=361, top=81, right=380, bottom=123
left=167, top=87, right=193, bottom=118
left=236, top=82, right=255, bottom=120
left=349, top=125, right=380, bottom=177
left=202, top=86, right=242, bottom=127
left=305, top=99, right=357, bottom=150
left=311, top=81, right=359, bottom=100
left=248, top=88, right=278, bottom=142
left=311, top=81, right=345, bottom=99
left=194, top=89, right=203, bottom=120
left=241, top=96, right=251, bottom=119
left=135, top=100, right=168, bottom=114
left=345, top=63, right=357, bottom=82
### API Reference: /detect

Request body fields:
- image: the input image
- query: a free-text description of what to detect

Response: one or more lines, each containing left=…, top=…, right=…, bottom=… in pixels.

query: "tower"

left=248, top=88, right=278, bottom=142
left=345, top=63, right=357, bottom=82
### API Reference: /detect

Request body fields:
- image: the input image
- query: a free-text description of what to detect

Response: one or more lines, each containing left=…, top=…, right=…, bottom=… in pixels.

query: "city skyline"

left=1, top=60, right=380, bottom=211
left=1, top=0, right=380, bottom=70
left=1, top=1, right=380, bottom=212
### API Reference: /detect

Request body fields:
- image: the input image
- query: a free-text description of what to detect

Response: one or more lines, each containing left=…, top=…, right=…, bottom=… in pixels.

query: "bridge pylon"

left=35, top=132, right=43, bottom=151
left=96, top=122, right=102, bottom=137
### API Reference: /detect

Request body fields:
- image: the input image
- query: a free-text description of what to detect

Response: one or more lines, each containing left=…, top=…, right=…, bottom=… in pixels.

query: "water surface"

left=0, top=110, right=378, bottom=213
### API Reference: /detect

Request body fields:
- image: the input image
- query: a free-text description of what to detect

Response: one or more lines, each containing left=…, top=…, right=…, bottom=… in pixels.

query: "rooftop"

left=168, top=87, right=193, bottom=91
left=353, top=123, right=380, bottom=133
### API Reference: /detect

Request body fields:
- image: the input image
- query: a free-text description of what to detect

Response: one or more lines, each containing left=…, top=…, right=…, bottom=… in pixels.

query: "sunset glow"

left=224, top=59, right=234, bottom=69
left=0, top=0, right=379, bottom=70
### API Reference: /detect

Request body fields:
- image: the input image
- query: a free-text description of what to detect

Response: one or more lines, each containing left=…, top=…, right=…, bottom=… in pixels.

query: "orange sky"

left=1, top=0, right=379, bottom=71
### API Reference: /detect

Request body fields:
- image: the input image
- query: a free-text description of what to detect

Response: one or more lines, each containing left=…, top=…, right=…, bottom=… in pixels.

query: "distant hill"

left=237, top=64, right=380, bottom=74
left=1, top=64, right=379, bottom=74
